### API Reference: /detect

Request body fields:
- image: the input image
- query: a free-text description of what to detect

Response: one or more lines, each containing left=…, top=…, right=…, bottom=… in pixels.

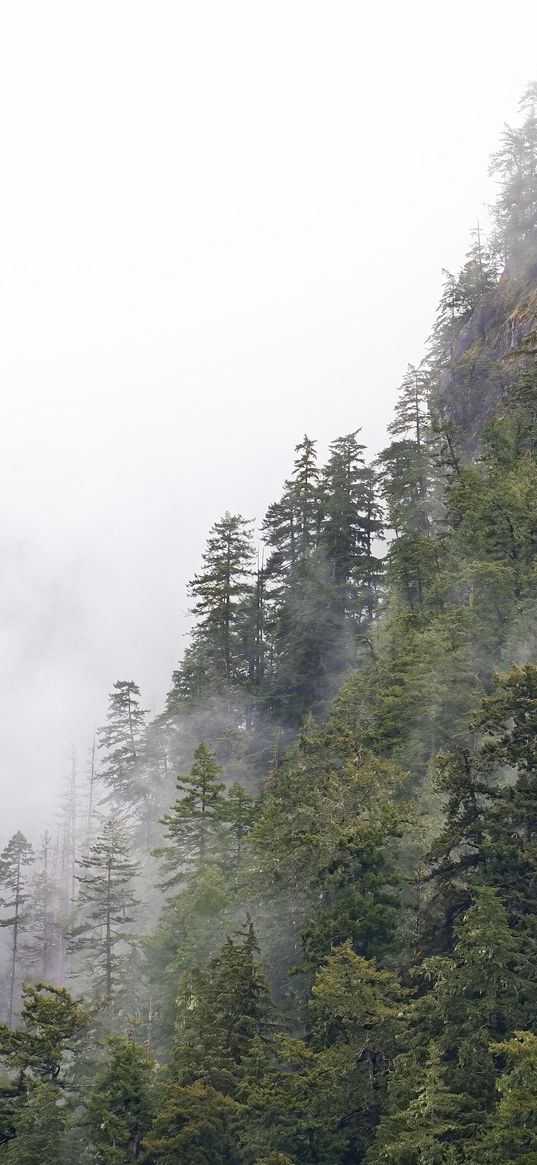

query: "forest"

left=2, top=83, right=537, bottom=1163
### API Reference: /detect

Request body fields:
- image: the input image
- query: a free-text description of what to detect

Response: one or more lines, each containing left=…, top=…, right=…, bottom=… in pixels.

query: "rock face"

left=435, top=241, right=537, bottom=451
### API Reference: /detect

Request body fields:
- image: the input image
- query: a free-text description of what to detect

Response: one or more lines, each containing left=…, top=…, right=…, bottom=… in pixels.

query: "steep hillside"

left=435, top=240, right=537, bottom=447
left=2, top=84, right=537, bottom=1165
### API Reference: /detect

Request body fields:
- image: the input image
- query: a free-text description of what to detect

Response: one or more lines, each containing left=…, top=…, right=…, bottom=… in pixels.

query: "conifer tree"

left=98, top=680, right=149, bottom=819
left=86, top=1036, right=155, bottom=1163
left=70, top=818, right=140, bottom=1002
left=292, top=435, right=321, bottom=556
left=320, top=430, right=376, bottom=617
left=219, top=781, right=256, bottom=877
left=156, top=743, right=226, bottom=889
left=475, top=1030, right=537, bottom=1163
left=25, top=831, right=63, bottom=985
left=491, top=82, right=537, bottom=250
left=0, top=983, right=87, bottom=1156
left=173, top=919, right=275, bottom=1096
left=145, top=1079, right=236, bottom=1165
left=186, top=512, right=255, bottom=698
left=0, top=832, right=35, bottom=1026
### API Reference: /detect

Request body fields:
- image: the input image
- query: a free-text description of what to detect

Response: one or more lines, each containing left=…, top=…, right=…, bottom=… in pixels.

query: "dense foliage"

left=2, top=84, right=537, bottom=1162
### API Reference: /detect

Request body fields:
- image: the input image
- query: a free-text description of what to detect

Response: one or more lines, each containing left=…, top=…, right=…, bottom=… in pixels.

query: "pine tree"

left=6, top=1081, right=68, bottom=1164
left=367, top=1042, right=462, bottom=1165
left=156, top=743, right=226, bottom=890
left=0, top=832, right=35, bottom=1026
left=70, top=818, right=140, bottom=1002
left=476, top=1030, right=537, bottom=1163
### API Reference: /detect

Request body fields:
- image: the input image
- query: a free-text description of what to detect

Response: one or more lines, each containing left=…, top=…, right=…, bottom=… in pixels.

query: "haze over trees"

left=3, top=83, right=537, bottom=1162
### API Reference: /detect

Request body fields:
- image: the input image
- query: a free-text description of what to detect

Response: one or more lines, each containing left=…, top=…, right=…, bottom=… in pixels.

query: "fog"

left=0, top=0, right=536, bottom=838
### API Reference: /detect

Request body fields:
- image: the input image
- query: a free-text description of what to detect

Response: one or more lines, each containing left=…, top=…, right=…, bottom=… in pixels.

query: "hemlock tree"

left=0, top=832, right=35, bottom=1026
left=70, top=818, right=140, bottom=1002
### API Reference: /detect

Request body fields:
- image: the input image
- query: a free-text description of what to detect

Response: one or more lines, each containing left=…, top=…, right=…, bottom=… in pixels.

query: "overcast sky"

left=1, top=0, right=537, bottom=839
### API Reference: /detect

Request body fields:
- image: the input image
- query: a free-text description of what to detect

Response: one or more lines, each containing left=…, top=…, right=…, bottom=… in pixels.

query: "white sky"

left=1, top=0, right=537, bottom=839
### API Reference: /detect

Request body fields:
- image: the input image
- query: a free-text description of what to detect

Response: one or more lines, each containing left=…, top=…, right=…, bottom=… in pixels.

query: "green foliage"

left=156, top=743, right=226, bottom=888
left=86, top=1037, right=155, bottom=1164
left=173, top=920, right=275, bottom=1096
left=145, top=1079, right=236, bottom=1165
left=0, top=984, right=87, bottom=1157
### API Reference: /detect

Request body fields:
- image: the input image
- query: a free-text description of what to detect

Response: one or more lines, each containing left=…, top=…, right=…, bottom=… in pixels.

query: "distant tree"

left=0, top=832, right=35, bottom=1026
left=184, top=512, right=255, bottom=702
left=491, top=82, right=537, bottom=250
left=292, top=435, right=321, bottom=557
left=320, top=430, right=379, bottom=619
left=98, top=680, right=149, bottom=819
left=70, top=818, right=140, bottom=1002
left=25, top=831, right=63, bottom=985
left=219, top=781, right=256, bottom=878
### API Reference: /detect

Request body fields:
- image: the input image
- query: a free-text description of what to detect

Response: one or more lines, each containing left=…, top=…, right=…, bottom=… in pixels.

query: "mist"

left=1, top=0, right=537, bottom=838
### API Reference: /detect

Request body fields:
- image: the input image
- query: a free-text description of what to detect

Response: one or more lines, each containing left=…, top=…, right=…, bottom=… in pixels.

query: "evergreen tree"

left=219, top=781, right=256, bottom=878
left=491, top=82, right=537, bottom=250
left=86, top=1036, right=155, bottom=1163
left=0, top=832, right=35, bottom=1026
left=25, top=830, right=63, bottom=985
left=6, top=1080, right=68, bottom=1164
left=291, top=435, right=321, bottom=557
left=475, top=1030, right=537, bottom=1163
left=173, top=919, right=275, bottom=1096
left=321, top=429, right=382, bottom=623
left=0, top=983, right=87, bottom=1156
left=145, top=1079, right=236, bottom=1165
left=70, top=819, right=140, bottom=1002
left=186, top=512, right=255, bottom=699
left=156, top=743, right=226, bottom=889
left=98, top=680, right=149, bottom=819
